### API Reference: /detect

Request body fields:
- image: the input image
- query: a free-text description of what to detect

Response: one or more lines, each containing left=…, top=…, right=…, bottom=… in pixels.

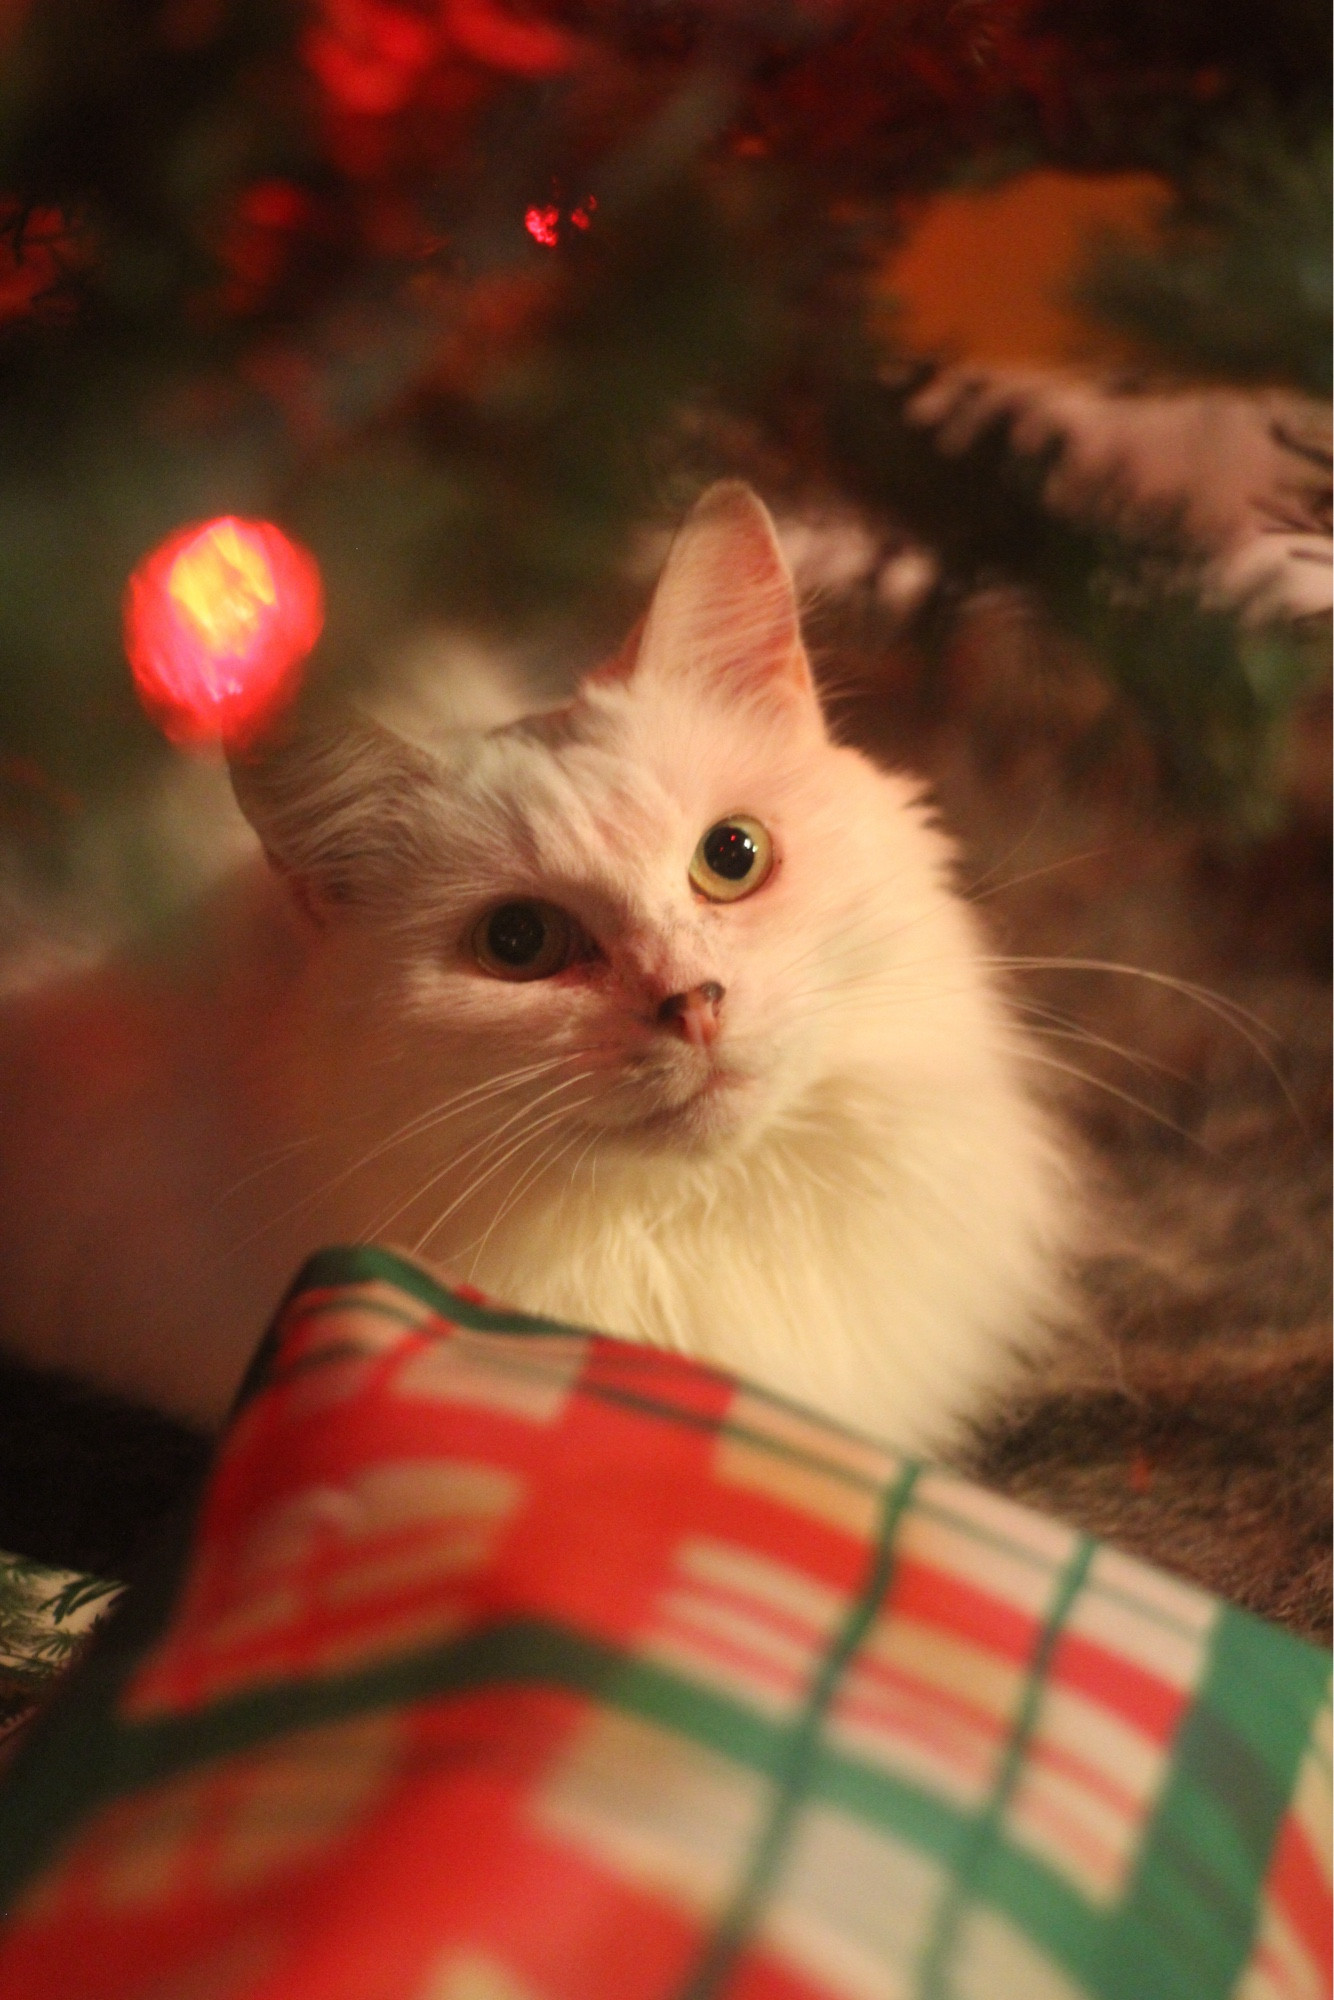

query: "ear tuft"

left=594, top=482, right=818, bottom=718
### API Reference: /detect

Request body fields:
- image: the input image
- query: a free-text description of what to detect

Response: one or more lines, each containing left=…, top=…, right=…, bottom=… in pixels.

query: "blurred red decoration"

left=524, top=203, right=560, bottom=247
left=0, top=201, right=88, bottom=326
left=123, top=517, right=324, bottom=748
left=305, top=0, right=575, bottom=116
left=524, top=195, right=595, bottom=247
left=214, top=180, right=315, bottom=317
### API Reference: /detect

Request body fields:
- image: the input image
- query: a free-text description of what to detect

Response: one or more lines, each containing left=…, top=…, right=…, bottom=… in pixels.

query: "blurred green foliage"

left=0, top=0, right=1326, bottom=845
left=1079, top=114, right=1331, bottom=397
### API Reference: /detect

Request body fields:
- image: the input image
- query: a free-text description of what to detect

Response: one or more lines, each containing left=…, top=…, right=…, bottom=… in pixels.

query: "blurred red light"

left=524, top=196, right=595, bottom=247
left=524, top=204, right=560, bottom=247
left=123, top=517, right=323, bottom=749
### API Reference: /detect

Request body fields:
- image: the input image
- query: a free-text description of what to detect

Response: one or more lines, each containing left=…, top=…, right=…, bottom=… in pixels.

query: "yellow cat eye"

left=472, top=900, right=575, bottom=981
left=689, top=816, right=774, bottom=903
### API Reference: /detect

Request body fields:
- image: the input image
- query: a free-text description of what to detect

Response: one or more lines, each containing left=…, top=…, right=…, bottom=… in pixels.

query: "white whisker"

left=214, top=1134, right=318, bottom=1205
left=963, top=848, right=1110, bottom=909
left=954, top=798, right=1053, bottom=899
left=561, top=1126, right=604, bottom=1217
left=364, top=1069, right=595, bottom=1243
left=982, top=956, right=1300, bottom=1117
left=464, top=1122, right=593, bottom=1279
left=1004, top=999, right=1195, bottom=1085
left=412, top=1093, right=597, bottom=1257
left=1014, top=1048, right=1207, bottom=1148
left=223, top=1053, right=587, bottom=1251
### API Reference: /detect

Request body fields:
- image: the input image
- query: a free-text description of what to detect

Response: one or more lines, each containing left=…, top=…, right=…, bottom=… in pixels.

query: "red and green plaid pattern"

left=0, top=1245, right=1327, bottom=2000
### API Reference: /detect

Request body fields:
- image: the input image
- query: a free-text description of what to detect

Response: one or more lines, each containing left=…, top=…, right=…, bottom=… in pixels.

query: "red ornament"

left=123, top=517, right=324, bottom=748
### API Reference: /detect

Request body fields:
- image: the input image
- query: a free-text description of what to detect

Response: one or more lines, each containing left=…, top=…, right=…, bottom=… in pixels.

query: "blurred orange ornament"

left=123, top=517, right=324, bottom=748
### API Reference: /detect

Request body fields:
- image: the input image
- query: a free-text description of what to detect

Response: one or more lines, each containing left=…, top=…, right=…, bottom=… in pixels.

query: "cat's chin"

left=603, top=1070, right=760, bottom=1154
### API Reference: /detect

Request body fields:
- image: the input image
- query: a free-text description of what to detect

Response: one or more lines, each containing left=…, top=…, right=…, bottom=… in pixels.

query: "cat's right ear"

left=589, top=483, right=821, bottom=731
left=228, top=707, right=442, bottom=917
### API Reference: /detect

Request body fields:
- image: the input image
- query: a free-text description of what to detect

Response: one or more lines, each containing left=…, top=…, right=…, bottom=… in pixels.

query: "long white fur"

left=0, top=483, right=1073, bottom=1448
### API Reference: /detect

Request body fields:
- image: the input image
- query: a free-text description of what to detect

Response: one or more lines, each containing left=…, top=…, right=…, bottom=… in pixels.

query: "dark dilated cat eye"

left=689, top=815, right=774, bottom=903
left=472, top=900, right=575, bottom=981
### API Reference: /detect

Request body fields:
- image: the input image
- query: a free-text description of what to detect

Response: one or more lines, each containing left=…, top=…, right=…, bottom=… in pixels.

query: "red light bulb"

left=123, top=516, right=324, bottom=748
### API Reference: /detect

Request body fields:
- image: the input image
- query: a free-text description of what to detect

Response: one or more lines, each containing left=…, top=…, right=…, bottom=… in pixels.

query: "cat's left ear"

left=228, top=706, right=443, bottom=917
left=594, top=483, right=821, bottom=727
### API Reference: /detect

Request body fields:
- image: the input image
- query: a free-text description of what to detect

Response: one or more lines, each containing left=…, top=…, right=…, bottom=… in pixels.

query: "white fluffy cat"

left=0, top=482, right=1074, bottom=1450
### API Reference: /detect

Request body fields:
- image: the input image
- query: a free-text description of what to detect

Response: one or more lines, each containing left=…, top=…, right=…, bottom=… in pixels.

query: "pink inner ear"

left=595, top=483, right=817, bottom=708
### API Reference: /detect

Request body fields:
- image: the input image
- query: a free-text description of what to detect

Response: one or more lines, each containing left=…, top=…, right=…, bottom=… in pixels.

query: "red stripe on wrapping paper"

left=647, top=1608, right=814, bottom=1707
left=1023, top=1725, right=1146, bottom=1823
left=685, top=1489, right=875, bottom=1604
left=1002, top=1780, right=1128, bottom=1896
left=839, top=1638, right=1010, bottom=1741
left=665, top=1567, right=840, bottom=1660
left=838, top=1641, right=1153, bottom=1837
left=1045, top=1630, right=1188, bottom=1746
left=1264, top=1812, right=1333, bottom=1987
left=724, top=1952, right=850, bottom=2000
left=492, top=1394, right=737, bottom=1650
left=833, top=1690, right=1000, bottom=1798
left=578, top=1349, right=886, bottom=1593
left=886, top=1558, right=1043, bottom=1664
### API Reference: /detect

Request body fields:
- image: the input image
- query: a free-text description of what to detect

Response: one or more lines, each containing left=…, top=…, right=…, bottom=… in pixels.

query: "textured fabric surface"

left=0, top=1244, right=1327, bottom=2000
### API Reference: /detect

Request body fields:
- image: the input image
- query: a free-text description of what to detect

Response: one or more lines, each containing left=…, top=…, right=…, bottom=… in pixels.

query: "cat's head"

left=230, top=483, right=953, bottom=1164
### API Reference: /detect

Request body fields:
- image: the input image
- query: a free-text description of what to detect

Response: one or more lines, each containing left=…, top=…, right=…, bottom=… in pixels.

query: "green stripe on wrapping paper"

left=228, top=1244, right=593, bottom=1412
left=0, top=1617, right=790, bottom=1907
left=288, top=1245, right=585, bottom=1338
left=42, top=1623, right=796, bottom=1809
left=915, top=1536, right=1096, bottom=1998
left=1099, top=1604, right=1332, bottom=2000
left=673, top=1464, right=922, bottom=2000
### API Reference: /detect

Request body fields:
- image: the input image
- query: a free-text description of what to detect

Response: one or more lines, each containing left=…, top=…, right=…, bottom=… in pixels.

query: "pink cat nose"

left=656, top=981, right=725, bottom=1047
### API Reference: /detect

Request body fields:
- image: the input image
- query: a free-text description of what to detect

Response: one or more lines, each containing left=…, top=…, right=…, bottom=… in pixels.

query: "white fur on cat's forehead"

left=414, top=479, right=829, bottom=893
left=421, top=674, right=813, bottom=922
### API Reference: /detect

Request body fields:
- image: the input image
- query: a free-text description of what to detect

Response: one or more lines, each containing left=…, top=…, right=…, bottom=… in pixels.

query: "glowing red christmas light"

left=524, top=204, right=560, bottom=247
left=123, top=517, right=323, bottom=748
left=523, top=194, right=595, bottom=247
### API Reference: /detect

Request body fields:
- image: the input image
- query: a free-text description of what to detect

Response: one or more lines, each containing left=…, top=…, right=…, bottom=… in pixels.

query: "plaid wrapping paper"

left=0, top=1248, right=1326, bottom=2000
